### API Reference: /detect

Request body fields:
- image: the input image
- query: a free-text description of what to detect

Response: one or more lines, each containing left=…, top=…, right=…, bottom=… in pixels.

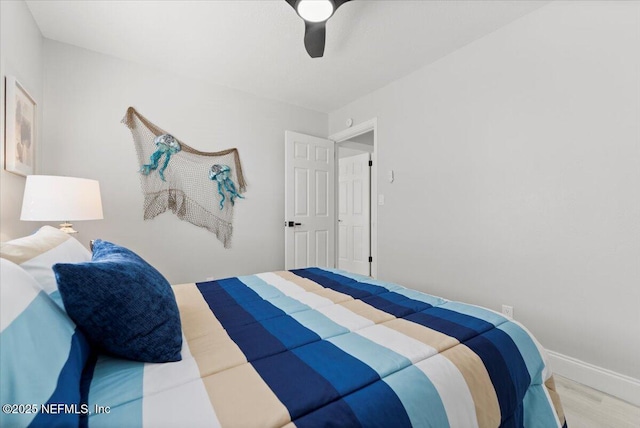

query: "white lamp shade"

left=20, top=175, right=104, bottom=221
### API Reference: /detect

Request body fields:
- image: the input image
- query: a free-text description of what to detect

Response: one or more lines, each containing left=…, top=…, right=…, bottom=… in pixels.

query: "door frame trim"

left=329, top=118, right=378, bottom=278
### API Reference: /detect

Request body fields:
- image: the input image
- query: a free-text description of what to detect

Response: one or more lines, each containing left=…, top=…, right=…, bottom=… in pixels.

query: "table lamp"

left=20, top=175, right=104, bottom=234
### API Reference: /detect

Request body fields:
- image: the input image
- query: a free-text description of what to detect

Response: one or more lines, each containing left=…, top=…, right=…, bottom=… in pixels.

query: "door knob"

left=286, top=221, right=302, bottom=227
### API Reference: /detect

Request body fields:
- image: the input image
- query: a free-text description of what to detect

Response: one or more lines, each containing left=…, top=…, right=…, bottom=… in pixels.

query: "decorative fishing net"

left=122, top=107, right=246, bottom=248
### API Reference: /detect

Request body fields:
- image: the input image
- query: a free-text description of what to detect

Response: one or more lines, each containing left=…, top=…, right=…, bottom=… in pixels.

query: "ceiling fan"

left=285, top=0, right=352, bottom=58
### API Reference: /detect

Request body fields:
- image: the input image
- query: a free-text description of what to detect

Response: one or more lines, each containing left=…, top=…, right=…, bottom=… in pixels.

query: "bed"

left=1, top=227, right=566, bottom=428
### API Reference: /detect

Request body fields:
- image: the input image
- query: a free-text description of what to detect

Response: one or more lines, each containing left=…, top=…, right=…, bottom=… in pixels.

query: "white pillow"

left=0, top=226, right=91, bottom=295
left=0, top=259, right=43, bottom=333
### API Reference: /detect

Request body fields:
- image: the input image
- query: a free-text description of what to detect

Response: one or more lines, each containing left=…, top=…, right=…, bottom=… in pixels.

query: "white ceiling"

left=26, top=0, right=548, bottom=113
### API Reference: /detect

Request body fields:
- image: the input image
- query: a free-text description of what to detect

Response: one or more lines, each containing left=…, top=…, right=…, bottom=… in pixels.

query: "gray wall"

left=0, top=0, right=45, bottom=241
left=41, top=40, right=327, bottom=283
left=329, top=1, right=640, bottom=379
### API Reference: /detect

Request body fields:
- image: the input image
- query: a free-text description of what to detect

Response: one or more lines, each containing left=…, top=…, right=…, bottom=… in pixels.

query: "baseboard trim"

left=547, top=350, right=640, bottom=407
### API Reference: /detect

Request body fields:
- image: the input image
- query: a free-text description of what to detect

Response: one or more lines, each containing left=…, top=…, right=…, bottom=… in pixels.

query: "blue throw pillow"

left=53, top=240, right=182, bottom=363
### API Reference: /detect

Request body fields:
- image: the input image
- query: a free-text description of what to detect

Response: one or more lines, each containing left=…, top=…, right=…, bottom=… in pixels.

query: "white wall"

left=0, top=0, right=44, bottom=240
left=329, top=0, right=640, bottom=382
left=42, top=40, right=327, bottom=283
left=340, top=131, right=374, bottom=157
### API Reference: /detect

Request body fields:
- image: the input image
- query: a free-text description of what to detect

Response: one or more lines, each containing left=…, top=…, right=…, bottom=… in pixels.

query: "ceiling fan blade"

left=285, top=0, right=352, bottom=57
left=333, top=0, right=351, bottom=10
left=304, top=21, right=326, bottom=58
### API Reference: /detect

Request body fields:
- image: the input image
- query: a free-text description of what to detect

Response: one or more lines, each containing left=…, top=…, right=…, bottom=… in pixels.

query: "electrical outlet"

left=502, top=305, right=514, bottom=319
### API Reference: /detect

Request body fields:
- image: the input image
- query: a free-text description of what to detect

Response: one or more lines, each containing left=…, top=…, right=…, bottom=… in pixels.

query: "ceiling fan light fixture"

left=296, top=0, right=334, bottom=23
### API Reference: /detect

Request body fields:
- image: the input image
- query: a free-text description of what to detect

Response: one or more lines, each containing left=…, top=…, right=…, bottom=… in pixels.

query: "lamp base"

left=59, top=222, right=78, bottom=234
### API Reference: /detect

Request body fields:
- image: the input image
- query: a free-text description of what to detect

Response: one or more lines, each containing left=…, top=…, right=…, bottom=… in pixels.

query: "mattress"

left=83, top=267, right=566, bottom=428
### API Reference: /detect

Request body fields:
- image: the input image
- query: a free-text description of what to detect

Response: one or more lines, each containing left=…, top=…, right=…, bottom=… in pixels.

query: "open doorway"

left=284, top=121, right=377, bottom=275
left=337, top=133, right=373, bottom=276
left=330, top=120, right=377, bottom=278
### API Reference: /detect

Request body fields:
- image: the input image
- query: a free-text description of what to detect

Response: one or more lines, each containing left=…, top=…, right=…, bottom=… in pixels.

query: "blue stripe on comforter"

left=29, top=331, right=90, bottom=428
left=289, top=268, right=539, bottom=427
left=196, top=278, right=416, bottom=424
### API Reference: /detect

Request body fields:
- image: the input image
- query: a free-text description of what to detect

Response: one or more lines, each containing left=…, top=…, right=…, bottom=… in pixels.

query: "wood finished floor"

left=556, top=375, right=640, bottom=428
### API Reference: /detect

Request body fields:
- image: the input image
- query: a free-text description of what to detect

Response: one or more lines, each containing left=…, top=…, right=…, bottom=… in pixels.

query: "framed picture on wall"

left=4, top=75, right=37, bottom=176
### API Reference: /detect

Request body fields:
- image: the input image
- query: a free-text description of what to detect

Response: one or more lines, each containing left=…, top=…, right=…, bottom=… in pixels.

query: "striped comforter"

left=85, top=268, right=566, bottom=427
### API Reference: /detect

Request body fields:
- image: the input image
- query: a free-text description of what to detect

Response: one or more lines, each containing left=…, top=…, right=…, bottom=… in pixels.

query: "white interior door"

left=338, top=152, right=371, bottom=276
left=285, top=131, right=335, bottom=270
